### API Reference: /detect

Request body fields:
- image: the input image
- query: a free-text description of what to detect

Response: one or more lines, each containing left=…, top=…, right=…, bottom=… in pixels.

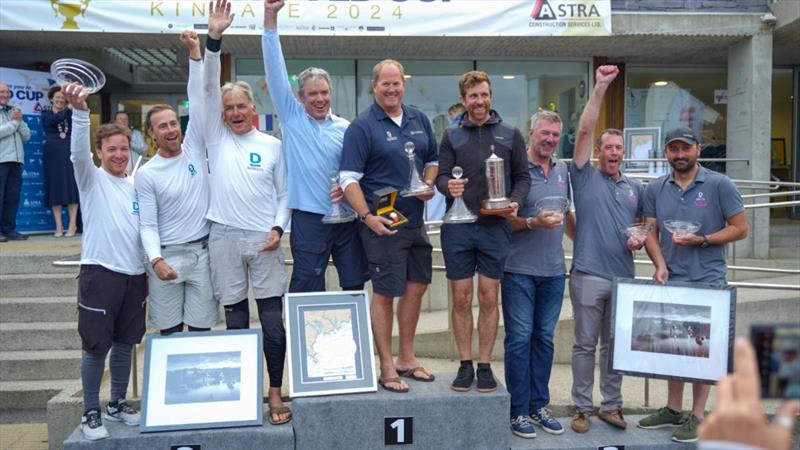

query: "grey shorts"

left=208, top=222, right=288, bottom=305
left=146, top=239, right=218, bottom=330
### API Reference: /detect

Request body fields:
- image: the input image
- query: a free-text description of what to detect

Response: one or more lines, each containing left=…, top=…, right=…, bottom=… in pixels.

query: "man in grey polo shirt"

left=502, top=110, right=575, bottom=438
left=568, top=65, right=664, bottom=434
left=637, top=127, right=748, bottom=443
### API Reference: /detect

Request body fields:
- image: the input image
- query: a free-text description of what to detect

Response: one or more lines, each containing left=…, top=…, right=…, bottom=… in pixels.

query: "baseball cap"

left=664, top=127, right=699, bottom=146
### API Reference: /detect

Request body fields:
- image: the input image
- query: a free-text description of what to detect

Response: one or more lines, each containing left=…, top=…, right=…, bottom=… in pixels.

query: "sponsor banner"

left=0, top=0, right=612, bottom=37
left=0, top=67, right=59, bottom=233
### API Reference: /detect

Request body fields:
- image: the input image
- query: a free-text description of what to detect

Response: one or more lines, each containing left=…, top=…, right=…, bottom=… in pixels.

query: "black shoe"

left=476, top=363, right=497, bottom=392
left=451, top=361, right=474, bottom=392
left=4, top=231, right=28, bottom=240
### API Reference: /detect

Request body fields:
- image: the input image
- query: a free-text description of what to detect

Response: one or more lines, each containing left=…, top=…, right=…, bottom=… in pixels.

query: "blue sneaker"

left=530, top=407, right=564, bottom=435
left=510, top=415, right=537, bottom=439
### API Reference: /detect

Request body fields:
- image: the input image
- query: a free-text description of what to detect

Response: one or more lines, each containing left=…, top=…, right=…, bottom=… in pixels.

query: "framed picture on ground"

left=285, top=290, right=377, bottom=397
left=140, top=329, right=263, bottom=432
left=609, top=278, right=736, bottom=384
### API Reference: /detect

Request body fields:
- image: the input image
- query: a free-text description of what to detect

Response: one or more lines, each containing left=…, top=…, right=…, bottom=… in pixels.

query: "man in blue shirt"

left=263, top=0, right=367, bottom=293
left=637, top=127, right=748, bottom=443
left=341, top=59, right=438, bottom=393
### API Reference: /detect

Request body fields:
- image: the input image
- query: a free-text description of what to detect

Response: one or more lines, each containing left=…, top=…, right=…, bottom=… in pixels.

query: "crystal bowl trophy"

left=623, top=222, right=654, bottom=241
left=443, top=166, right=478, bottom=224
left=322, top=171, right=355, bottom=224
left=50, top=58, right=106, bottom=94
left=663, top=219, right=701, bottom=237
left=479, top=145, right=513, bottom=215
left=534, top=196, right=570, bottom=223
left=399, top=141, right=434, bottom=197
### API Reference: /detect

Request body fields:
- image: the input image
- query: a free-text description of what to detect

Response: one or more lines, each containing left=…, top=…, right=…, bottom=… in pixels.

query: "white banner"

left=0, top=0, right=612, bottom=36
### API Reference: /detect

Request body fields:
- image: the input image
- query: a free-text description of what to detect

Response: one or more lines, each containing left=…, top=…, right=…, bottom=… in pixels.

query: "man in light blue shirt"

left=263, top=0, right=367, bottom=293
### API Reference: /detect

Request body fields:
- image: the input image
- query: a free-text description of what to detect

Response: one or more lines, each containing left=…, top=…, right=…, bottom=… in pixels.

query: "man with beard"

left=134, top=31, right=217, bottom=336
left=262, top=0, right=368, bottom=293
left=501, top=110, right=575, bottom=438
left=436, top=70, right=530, bottom=395
left=62, top=82, right=144, bottom=440
left=341, top=59, right=438, bottom=393
left=202, top=0, right=291, bottom=425
left=568, top=65, right=666, bottom=434
left=637, top=127, right=747, bottom=443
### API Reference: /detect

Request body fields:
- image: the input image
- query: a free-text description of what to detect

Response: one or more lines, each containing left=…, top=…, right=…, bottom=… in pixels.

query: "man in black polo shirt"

left=340, top=59, right=438, bottom=393
left=436, top=70, right=530, bottom=393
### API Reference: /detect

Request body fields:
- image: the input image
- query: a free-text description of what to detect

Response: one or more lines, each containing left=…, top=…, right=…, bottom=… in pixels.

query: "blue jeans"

left=501, top=272, right=565, bottom=417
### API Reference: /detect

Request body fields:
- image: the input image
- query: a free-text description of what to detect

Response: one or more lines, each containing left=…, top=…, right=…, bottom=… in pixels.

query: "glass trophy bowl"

left=534, top=196, right=570, bottom=222
left=400, top=141, right=434, bottom=197
left=50, top=58, right=106, bottom=94
left=443, top=166, right=478, bottom=224
left=623, top=223, right=654, bottom=240
left=663, top=219, right=701, bottom=237
left=322, top=174, right=355, bottom=224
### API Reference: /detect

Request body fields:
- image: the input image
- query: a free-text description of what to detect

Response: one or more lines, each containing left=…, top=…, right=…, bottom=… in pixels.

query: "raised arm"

left=202, top=0, right=234, bottom=148
left=180, top=30, right=206, bottom=162
left=573, top=65, right=619, bottom=169
left=262, top=0, right=301, bottom=119
left=62, top=83, right=96, bottom=192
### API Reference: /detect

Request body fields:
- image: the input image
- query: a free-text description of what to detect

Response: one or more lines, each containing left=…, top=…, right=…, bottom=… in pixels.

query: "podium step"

left=292, top=372, right=509, bottom=450
left=62, top=412, right=293, bottom=450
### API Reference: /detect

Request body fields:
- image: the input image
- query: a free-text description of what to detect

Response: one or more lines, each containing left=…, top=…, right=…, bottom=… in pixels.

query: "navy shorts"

left=77, top=265, right=146, bottom=355
left=359, top=224, right=433, bottom=298
left=289, top=210, right=369, bottom=292
left=441, top=221, right=511, bottom=280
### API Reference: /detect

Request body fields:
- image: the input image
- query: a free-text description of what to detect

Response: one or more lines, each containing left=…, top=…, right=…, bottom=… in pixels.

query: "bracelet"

left=525, top=217, right=534, bottom=230
left=150, top=257, right=164, bottom=269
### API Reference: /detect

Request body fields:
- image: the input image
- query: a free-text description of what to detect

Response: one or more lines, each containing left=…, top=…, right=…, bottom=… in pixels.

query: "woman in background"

left=42, top=85, right=79, bottom=236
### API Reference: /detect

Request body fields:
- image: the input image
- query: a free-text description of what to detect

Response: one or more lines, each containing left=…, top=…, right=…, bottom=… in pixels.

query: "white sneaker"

left=103, top=399, right=140, bottom=426
left=80, top=409, right=110, bottom=441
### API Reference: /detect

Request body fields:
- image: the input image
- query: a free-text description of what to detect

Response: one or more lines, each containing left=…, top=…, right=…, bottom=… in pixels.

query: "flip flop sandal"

left=397, top=366, right=435, bottom=382
left=268, top=405, right=292, bottom=425
left=379, top=377, right=409, bottom=393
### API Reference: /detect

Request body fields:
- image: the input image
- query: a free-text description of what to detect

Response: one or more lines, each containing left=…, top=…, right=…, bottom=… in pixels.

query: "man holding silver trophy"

left=262, top=0, right=368, bottom=294
left=436, top=71, right=531, bottom=395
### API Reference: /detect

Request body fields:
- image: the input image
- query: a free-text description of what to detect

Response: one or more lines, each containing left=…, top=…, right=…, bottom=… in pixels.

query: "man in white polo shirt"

left=135, top=31, right=217, bottom=335
left=202, top=0, right=291, bottom=425
left=62, top=82, right=145, bottom=441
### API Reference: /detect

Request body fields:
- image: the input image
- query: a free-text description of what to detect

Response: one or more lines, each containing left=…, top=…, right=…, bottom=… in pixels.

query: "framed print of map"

left=284, top=290, right=377, bottom=397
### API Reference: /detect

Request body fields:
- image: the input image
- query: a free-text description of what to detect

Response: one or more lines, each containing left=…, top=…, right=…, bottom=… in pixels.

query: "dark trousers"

left=0, top=162, right=22, bottom=235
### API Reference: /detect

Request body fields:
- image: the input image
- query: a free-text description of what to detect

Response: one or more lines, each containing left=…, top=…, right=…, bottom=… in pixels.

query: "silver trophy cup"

left=481, top=145, right=510, bottom=210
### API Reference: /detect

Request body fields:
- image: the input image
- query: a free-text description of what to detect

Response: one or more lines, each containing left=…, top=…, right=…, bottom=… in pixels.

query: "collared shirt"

left=70, top=109, right=144, bottom=275
left=262, top=30, right=351, bottom=215
left=135, top=58, right=210, bottom=261
left=340, top=102, right=437, bottom=228
left=570, top=162, right=643, bottom=280
left=505, top=156, right=571, bottom=277
left=643, top=165, right=744, bottom=284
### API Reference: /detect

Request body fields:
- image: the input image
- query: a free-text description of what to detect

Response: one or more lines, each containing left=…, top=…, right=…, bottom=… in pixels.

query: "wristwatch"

left=700, top=235, right=709, bottom=248
left=358, top=212, right=371, bottom=223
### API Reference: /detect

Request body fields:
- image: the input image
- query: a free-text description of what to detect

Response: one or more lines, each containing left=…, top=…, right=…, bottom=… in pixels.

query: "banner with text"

left=0, top=67, right=59, bottom=233
left=0, top=0, right=612, bottom=36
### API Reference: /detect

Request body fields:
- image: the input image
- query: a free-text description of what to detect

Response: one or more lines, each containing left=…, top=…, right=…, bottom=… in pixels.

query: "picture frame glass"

left=611, top=279, right=735, bottom=384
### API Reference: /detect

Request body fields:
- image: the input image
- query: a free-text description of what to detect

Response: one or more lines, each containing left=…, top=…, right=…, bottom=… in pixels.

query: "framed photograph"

left=285, top=290, right=377, bottom=397
left=140, top=329, right=263, bottom=432
left=609, top=278, right=736, bottom=384
left=623, top=127, right=663, bottom=174
left=771, top=138, right=787, bottom=166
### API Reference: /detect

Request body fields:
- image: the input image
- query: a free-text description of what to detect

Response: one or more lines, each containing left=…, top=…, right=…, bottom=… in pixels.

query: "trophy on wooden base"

left=479, top=145, right=513, bottom=215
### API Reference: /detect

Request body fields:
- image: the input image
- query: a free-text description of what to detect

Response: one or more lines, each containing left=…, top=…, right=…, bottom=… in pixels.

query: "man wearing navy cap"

left=637, top=127, right=748, bottom=443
